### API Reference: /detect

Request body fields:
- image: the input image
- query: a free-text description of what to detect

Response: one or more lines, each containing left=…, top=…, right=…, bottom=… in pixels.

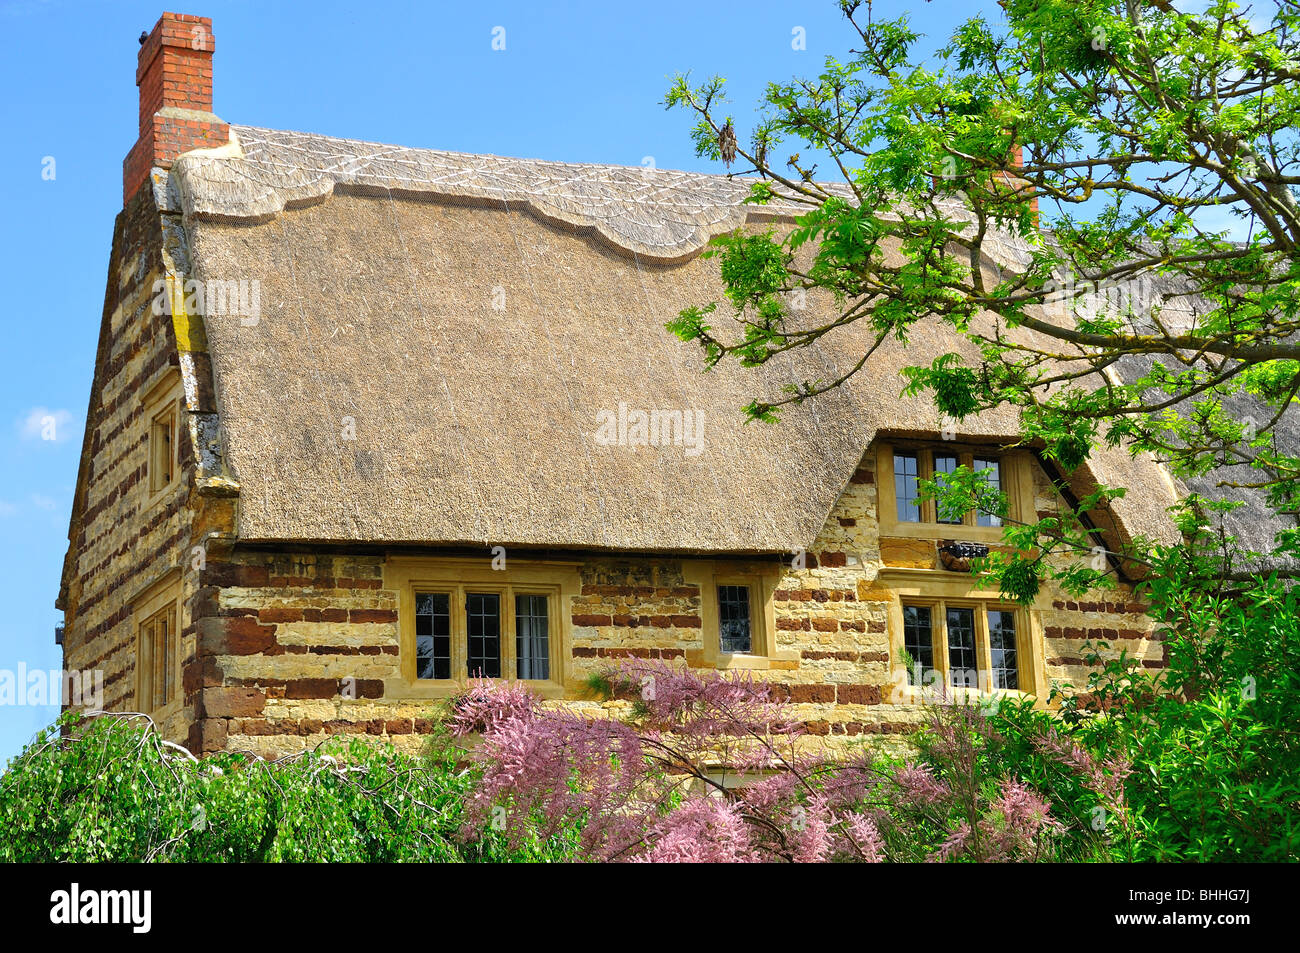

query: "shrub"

left=0, top=711, right=578, bottom=862
left=449, top=663, right=1070, bottom=862
left=984, top=574, right=1300, bottom=862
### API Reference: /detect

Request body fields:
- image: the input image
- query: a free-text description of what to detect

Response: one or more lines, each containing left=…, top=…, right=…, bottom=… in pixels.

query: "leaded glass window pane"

left=989, top=610, right=1019, bottom=690
left=152, top=613, right=172, bottom=709
left=974, top=457, right=1002, bottom=527
left=163, top=611, right=174, bottom=707
left=415, top=592, right=451, bottom=680
left=718, top=585, right=752, bottom=653
left=466, top=593, right=501, bottom=678
left=894, top=452, right=921, bottom=522
left=933, top=453, right=962, bottom=524
left=516, top=594, right=550, bottom=680
left=946, top=607, right=978, bottom=686
left=902, top=604, right=934, bottom=685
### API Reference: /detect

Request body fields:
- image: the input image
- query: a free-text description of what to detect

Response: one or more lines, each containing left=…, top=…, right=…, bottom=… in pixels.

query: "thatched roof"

left=1114, top=350, right=1300, bottom=560
left=159, top=125, right=1182, bottom=553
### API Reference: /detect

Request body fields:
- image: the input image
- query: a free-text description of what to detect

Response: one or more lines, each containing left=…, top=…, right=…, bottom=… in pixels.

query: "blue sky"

left=0, top=0, right=1006, bottom=764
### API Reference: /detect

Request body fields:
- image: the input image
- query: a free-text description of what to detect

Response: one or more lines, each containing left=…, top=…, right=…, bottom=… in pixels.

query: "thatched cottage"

left=59, top=12, right=1185, bottom=757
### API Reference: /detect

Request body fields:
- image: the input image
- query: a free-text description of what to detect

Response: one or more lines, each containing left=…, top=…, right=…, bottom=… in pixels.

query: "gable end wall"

left=61, top=188, right=201, bottom=742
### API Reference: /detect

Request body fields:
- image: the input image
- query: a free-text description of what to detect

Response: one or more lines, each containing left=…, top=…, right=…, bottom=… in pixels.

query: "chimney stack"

left=123, top=12, right=229, bottom=204
left=999, top=144, right=1039, bottom=220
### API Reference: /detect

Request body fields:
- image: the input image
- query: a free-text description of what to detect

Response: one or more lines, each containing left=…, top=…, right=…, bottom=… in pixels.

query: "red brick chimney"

left=123, top=12, right=229, bottom=204
left=1000, top=144, right=1039, bottom=220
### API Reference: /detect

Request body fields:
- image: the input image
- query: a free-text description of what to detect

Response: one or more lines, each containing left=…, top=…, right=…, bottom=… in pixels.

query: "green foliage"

left=664, top=0, right=1300, bottom=588
left=902, top=353, right=981, bottom=420
left=985, top=567, right=1300, bottom=862
left=0, top=713, right=578, bottom=863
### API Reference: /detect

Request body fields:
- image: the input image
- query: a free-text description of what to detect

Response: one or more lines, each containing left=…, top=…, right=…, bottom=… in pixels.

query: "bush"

left=984, top=574, right=1300, bottom=862
left=447, top=664, right=1071, bottom=862
left=0, top=712, right=578, bottom=862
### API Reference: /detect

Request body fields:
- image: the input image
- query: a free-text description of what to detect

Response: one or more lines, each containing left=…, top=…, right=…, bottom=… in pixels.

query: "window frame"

left=880, top=570, right=1044, bottom=704
left=716, top=583, right=756, bottom=654
left=876, top=440, right=1034, bottom=543
left=148, top=404, right=176, bottom=494
left=387, top=558, right=580, bottom=699
left=513, top=591, right=553, bottom=681
left=687, top=561, right=796, bottom=670
left=133, top=569, right=182, bottom=717
left=142, top=370, right=183, bottom=509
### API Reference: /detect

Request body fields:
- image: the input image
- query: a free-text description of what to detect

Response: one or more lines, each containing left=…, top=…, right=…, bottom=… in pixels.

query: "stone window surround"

left=387, top=557, right=798, bottom=695
left=384, top=557, right=581, bottom=699
left=878, top=569, right=1047, bottom=705
left=142, top=368, right=184, bottom=511
left=683, top=560, right=796, bottom=671
left=133, top=567, right=183, bottom=718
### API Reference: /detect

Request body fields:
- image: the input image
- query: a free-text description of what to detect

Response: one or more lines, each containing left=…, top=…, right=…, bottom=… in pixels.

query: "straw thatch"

left=163, top=125, right=1184, bottom=553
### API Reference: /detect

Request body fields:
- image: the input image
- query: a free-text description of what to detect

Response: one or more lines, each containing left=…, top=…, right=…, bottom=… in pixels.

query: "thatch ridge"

left=166, top=125, right=847, bottom=264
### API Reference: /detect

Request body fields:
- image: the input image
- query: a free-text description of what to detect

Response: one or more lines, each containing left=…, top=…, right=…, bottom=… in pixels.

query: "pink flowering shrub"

left=448, top=678, right=539, bottom=736
left=978, top=693, right=1138, bottom=859
left=633, top=799, right=756, bottom=863
left=445, top=662, right=1075, bottom=862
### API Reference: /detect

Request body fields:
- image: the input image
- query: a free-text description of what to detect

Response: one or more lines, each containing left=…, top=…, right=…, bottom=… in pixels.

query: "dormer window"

left=878, top=441, right=1027, bottom=540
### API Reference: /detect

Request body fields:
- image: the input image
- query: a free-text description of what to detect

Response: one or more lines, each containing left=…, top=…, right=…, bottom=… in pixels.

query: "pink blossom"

left=989, top=778, right=1065, bottom=849
left=930, top=822, right=972, bottom=862
left=632, top=800, right=756, bottom=863
left=451, top=664, right=1074, bottom=864
left=447, top=678, right=538, bottom=737
left=842, top=812, right=885, bottom=862
left=893, top=763, right=950, bottom=806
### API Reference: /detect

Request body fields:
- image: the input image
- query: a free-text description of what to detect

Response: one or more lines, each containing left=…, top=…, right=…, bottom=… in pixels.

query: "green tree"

left=666, top=0, right=1300, bottom=861
left=666, top=0, right=1300, bottom=597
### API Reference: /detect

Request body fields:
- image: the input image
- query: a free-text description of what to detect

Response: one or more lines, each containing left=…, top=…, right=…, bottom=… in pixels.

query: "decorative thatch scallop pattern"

left=168, top=125, right=839, bottom=263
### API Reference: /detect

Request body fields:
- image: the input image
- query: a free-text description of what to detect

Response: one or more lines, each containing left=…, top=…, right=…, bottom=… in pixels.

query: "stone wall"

left=1028, top=463, right=1165, bottom=686
left=187, top=553, right=411, bottom=754
left=59, top=186, right=199, bottom=743
left=174, top=441, right=1159, bottom=758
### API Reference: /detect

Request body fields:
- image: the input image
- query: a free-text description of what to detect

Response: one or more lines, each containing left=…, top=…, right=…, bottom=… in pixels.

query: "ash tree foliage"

left=656, top=0, right=1298, bottom=860
left=666, top=0, right=1300, bottom=598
